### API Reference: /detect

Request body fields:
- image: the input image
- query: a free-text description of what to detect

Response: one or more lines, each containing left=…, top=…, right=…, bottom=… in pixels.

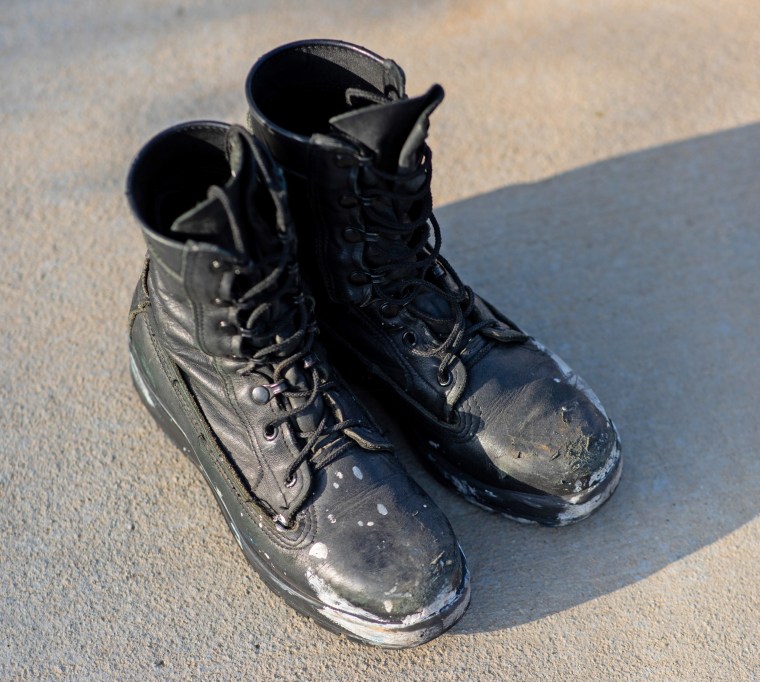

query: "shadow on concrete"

left=360, top=122, right=760, bottom=634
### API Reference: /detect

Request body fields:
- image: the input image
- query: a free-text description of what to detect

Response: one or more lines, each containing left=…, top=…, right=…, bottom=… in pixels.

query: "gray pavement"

left=2, top=1, right=758, bottom=679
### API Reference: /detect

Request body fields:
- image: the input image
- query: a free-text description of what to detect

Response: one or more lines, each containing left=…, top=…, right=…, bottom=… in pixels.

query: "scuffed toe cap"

left=255, top=450, right=471, bottom=645
left=489, top=375, right=618, bottom=496
left=442, top=339, right=622, bottom=502
left=301, top=460, right=466, bottom=622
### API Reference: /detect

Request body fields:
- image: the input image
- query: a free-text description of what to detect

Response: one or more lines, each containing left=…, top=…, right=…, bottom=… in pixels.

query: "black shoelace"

left=353, top=146, right=502, bottom=384
left=210, top=137, right=361, bottom=490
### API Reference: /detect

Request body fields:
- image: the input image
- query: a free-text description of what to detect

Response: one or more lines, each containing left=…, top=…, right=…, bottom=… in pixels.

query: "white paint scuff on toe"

left=309, top=542, right=328, bottom=559
left=304, top=559, right=470, bottom=648
left=558, top=449, right=623, bottom=524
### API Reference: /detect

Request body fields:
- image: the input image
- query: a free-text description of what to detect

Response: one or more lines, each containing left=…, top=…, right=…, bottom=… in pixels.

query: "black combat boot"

left=245, top=40, right=622, bottom=526
left=126, top=121, right=470, bottom=647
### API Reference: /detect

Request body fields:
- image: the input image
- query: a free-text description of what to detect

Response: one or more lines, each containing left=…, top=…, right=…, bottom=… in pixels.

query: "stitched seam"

left=141, top=308, right=313, bottom=548
left=458, top=392, right=480, bottom=442
left=140, top=255, right=150, bottom=296
left=128, top=301, right=150, bottom=333
left=127, top=257, right=153, bottom=333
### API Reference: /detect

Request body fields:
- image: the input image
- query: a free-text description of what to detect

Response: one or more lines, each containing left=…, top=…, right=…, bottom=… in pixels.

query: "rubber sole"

left=128, top=345, right=471, bottom=648
left=419, top=436, right=623, bottom=527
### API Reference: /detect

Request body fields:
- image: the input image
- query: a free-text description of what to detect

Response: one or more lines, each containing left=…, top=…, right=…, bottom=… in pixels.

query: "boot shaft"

left=126, top=119, right=400, bottom=520
left=245, top=39, right=406, bottom=171
left=124, top=121, right=471, bottom=643
left=246, top=40, right=447, bottom=308
left=127, top=121, right=297, bottom=359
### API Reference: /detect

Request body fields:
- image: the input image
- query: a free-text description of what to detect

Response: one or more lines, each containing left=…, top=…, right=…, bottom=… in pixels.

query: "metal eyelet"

left=402, top=330, right=417, bottom=346
left=437, top=369, right=453, bottom=387
left=264, top=424, right=278, bottom=441
left=431, top=262, right=446, bottom=279
left=251, top=386, right=271, bottom=404
left=380, top=302, right=400, bottom=318
left=284, top=474, right=297, bottom=488
left=210, top=259, right=222, bottom=271
left=275, top=515, right=295, bottom=532
left=252, top=381, right=286, bottom=404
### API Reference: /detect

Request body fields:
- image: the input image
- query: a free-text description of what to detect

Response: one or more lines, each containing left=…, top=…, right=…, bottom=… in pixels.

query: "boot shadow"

left=357, top=122, right=760, bottom=634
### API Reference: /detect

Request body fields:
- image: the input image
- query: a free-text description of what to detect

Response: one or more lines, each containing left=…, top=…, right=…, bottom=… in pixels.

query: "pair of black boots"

left=126, top=40, right=622, bottom=648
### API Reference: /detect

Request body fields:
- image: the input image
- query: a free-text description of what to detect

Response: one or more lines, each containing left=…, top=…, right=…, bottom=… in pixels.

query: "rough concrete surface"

left=1, top=1, right=758, bottom=680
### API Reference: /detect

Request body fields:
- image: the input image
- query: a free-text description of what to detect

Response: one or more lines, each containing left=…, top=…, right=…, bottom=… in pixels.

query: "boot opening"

left=249, top=41, right=393, bottom=137
left=128, top=123, right=230, bottom=234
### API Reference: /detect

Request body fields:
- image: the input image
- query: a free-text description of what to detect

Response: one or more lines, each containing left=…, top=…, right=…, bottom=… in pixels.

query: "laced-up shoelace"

left=354, top=146, right=502, bottom=384
left=209, top=137, right=361, bottom=490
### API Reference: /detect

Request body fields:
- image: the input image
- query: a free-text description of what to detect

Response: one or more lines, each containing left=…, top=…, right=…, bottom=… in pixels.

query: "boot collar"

left=246, top=39, right=409, bottom=174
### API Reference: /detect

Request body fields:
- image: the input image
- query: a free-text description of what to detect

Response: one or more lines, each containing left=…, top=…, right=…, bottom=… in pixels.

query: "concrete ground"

left=2, top=1, right=758, bottom=679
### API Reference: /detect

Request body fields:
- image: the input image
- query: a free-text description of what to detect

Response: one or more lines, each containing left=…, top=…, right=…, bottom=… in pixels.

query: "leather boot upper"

left=245, top=41, right=621, bottom=510
left=126, top=121, right=468, bottom=627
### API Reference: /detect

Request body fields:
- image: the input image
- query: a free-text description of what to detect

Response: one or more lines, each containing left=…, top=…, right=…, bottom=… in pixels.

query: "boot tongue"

left=169, top=127, right=279, bottom=261
left=329, top=84, right=444, bottom=173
